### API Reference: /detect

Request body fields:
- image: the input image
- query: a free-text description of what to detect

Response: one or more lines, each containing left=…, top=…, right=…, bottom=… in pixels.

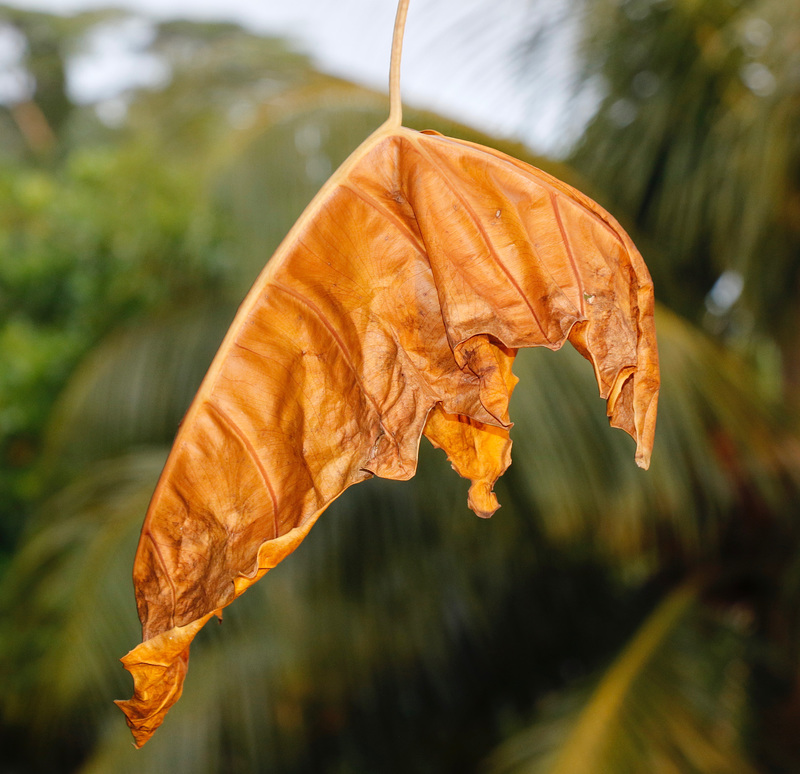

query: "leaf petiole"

left=388, top=0, right=411, bottom=128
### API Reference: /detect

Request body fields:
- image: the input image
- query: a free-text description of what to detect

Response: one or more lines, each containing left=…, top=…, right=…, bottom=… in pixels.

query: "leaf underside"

left=116, top=125, right=659, bottom=747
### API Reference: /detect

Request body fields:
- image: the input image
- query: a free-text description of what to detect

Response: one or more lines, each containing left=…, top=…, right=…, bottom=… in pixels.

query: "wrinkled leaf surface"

left=116, top=124, right=659, bottom=746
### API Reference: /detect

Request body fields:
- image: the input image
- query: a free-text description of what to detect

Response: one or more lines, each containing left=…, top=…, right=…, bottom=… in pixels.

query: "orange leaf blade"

left=118, top=126, right=659, bottom=745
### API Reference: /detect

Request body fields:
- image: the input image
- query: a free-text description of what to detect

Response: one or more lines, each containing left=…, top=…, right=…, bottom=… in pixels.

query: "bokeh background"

left=1, top=0, right=800, bottom=771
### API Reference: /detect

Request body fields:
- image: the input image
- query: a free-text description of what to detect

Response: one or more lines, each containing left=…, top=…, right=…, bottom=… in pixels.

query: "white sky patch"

left=706, top=270, right=744, bottom=316
left=0, top=22, right=33, bottom=102
left=67, top=16, right=170, bottom=102
left=2, top=0, right=590, bottom=155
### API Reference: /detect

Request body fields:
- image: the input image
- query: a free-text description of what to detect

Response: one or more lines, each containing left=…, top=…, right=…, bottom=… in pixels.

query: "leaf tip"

left=467, top=479, right=500, bottom=519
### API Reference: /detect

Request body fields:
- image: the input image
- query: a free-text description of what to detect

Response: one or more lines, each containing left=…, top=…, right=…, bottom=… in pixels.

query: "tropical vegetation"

left=1, top=0, right=799, bottom=771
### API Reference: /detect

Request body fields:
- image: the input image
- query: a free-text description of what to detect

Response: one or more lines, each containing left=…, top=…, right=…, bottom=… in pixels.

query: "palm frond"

left=4, top=430, right=639, bottom=773
left=0, top=451, right=165, bottom=734
left=486, top=579, right=758, bottom=774
left=507, top=305, right=800, bottom=561
left=42, top=305, right=235, bottom=476
left=568, top=0, right=800, bottom=336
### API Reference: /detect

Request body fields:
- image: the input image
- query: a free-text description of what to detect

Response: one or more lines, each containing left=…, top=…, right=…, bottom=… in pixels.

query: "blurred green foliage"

left=0, top=145, right=222, bottom=469
left=571, top=0, right=800, bottom=357
left=0, top=10, right=316, bottom=551
left=1, top=2, right=800, bottom=773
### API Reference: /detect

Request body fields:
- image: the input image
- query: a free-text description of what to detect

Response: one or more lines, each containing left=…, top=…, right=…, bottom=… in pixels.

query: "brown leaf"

left=115, top=123, right=659, bottom=747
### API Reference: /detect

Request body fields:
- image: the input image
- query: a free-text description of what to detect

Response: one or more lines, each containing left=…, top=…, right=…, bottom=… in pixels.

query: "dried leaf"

left=115, top=121, right=659, bottom=746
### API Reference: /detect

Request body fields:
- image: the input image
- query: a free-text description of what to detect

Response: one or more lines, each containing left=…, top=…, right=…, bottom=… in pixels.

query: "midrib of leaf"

left=546, top=579, right=701, bottom=774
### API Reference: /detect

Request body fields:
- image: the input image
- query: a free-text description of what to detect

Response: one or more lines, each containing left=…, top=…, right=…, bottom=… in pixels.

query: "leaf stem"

left=388, top=0, right=410, bottom=127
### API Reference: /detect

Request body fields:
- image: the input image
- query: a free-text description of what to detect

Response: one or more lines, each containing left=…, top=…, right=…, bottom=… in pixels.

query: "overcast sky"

left=1, top=0, right=588, bottom=155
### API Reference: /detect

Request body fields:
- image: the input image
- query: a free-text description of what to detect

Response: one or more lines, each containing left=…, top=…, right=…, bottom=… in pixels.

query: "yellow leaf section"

left=116, top=519, right=323, bottom=746
left=114, top=613, right=214, bottom=748
left=423, top=334, right=519, bottom=518
left=423, top=408, right=511, bottom=519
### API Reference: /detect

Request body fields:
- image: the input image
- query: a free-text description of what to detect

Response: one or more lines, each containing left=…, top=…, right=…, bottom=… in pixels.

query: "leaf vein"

left=412, top=140, right=551, bottom=342
left=206, top=400, right=281, bottom=541
left=341, top=182, right=427, bottom=255
left=270, top=280, right=396, bottom=446
left=550, top=191, right=587, bottom=316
